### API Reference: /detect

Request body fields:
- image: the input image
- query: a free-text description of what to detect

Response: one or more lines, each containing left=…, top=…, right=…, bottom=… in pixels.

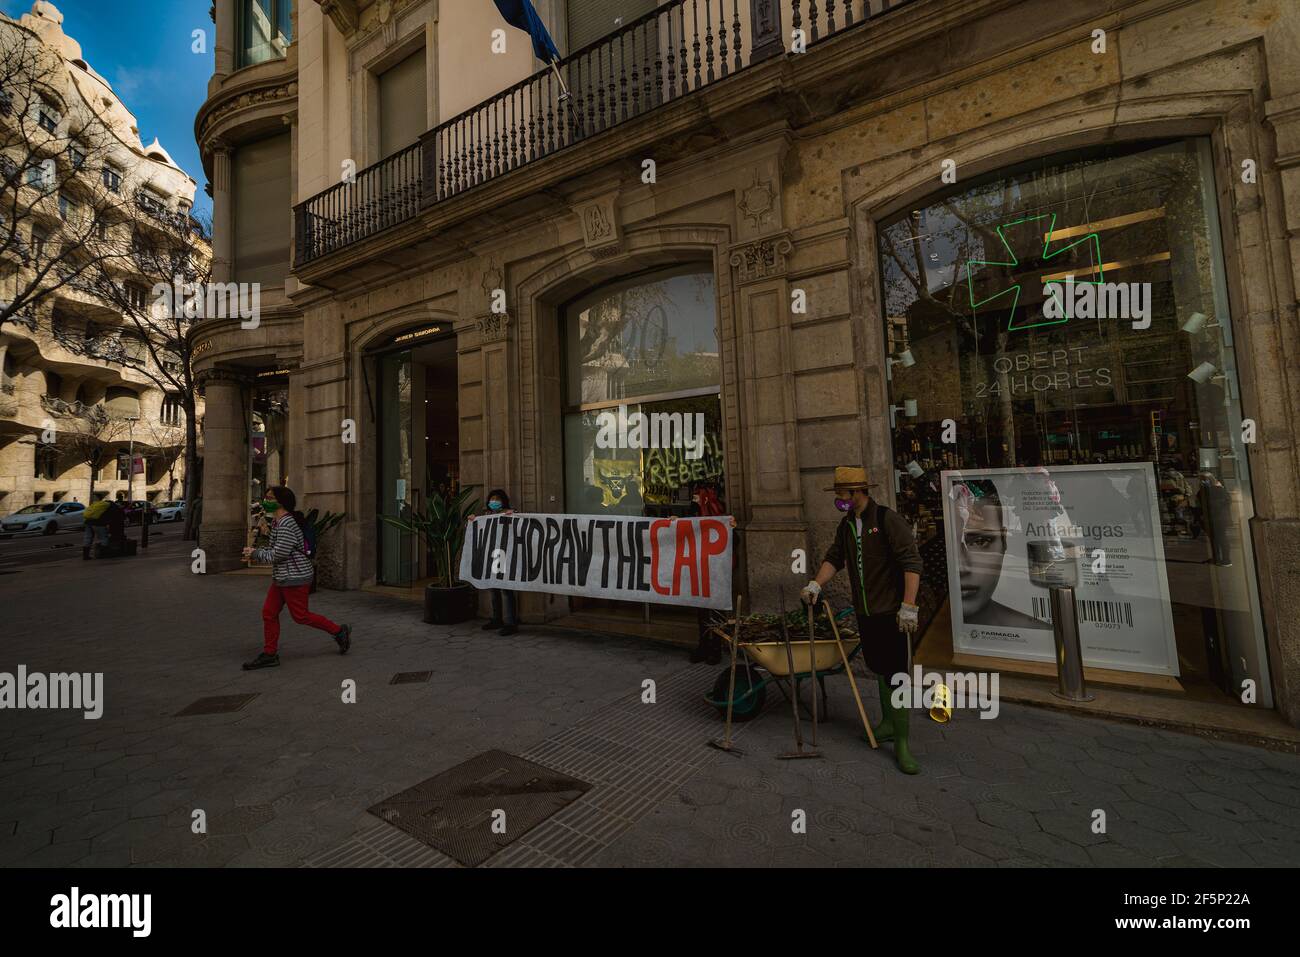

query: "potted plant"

left=302, top=508, right=345, bottom=592
left=381, top=488, right=480, bottom=624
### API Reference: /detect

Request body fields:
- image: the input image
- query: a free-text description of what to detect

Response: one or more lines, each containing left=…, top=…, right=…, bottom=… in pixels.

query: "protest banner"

left=459, top=512, right=734, bottom=610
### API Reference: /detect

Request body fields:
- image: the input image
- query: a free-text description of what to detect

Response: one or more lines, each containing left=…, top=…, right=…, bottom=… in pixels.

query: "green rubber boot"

left=892, top=703, right=920, bottom=775
left=869, top=676, right=895, bottom=743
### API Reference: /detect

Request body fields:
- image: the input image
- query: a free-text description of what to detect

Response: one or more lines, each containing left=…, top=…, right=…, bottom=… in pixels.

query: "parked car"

left=121, top=500, right=157, bottom=526
left=155, top=500, right=186, bottom=523
left=1, top=501, right=85, bottom=535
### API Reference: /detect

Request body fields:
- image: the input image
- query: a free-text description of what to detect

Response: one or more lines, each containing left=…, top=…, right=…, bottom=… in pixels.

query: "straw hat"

left=824, top=466, right=874, bottom=492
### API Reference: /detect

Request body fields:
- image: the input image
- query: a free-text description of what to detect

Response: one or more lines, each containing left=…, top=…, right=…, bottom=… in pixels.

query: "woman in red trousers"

left=241, top=486, right=351, bottom=670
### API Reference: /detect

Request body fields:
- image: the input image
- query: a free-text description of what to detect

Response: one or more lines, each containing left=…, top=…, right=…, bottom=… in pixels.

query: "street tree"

left=53, top=399, right=125, bottom=501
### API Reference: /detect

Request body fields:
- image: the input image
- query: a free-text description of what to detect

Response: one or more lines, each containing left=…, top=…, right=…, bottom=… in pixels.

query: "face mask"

left=261, top=500, right=279, bottom=515
left=488, top=500, right=504, bottom=511
left=834, top=498, right=853, bottom=512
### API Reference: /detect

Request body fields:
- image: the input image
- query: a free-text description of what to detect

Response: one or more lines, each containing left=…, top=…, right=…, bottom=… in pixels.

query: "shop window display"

left=878, top=139, right=1269, bottom=706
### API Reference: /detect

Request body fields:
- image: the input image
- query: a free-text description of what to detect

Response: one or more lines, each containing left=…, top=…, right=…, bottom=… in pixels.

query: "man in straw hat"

left=801, top=467, right=924, bottom=774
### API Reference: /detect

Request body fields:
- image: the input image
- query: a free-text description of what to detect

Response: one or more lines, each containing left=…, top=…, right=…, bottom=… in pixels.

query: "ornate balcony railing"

left=294, top=141, right=423, bottom=265
left=294, top=0, right=921, bottom=267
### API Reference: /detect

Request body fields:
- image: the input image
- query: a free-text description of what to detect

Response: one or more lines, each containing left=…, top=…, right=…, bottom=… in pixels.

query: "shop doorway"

left=375, top=331, right=460, bottom=586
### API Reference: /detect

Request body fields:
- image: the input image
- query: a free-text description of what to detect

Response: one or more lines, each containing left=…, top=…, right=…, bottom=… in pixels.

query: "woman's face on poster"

left=957, top=501, right=1007, bottom=617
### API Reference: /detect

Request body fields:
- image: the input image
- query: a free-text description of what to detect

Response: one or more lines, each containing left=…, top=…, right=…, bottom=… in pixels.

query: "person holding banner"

left=801, top=467, right=924, bottom=774
left=476, top=489, right=519, bottom=636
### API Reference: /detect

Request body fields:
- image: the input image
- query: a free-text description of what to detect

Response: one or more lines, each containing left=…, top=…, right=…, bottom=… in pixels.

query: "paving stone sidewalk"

left=2, top=537, right=1298, bottom=867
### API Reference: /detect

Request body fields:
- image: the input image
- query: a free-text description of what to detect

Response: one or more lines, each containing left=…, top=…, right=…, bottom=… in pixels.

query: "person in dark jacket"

left=477, top=488, right=519, bottom=636
left=801, top=466, right=924, bottom=774
left=241, top=486, right=351, bottom=670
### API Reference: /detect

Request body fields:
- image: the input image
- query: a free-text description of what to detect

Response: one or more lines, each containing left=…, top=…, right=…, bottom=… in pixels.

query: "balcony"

left=294, top=0, right=922, bottom=268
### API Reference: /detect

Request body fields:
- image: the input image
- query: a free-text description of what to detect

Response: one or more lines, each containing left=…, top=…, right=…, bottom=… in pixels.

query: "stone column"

left=0, top=435, right=36, bottom=513
left=197, top=370, right=249, bottom=573
left=210, top=142, right=234, bottom=284
left=213, top=0, right=235, bottom=78
left=475, top=312, right=513, bottom=492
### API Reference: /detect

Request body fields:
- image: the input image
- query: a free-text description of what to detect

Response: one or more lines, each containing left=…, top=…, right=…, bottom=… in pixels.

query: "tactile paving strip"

left=303, top=662, right=761, bottom=868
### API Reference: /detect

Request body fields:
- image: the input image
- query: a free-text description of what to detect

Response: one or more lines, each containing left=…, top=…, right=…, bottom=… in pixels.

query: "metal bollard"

left=1047, top=585, right=1093, bottom=702
left=1027, top=539, right=1094, bottom=703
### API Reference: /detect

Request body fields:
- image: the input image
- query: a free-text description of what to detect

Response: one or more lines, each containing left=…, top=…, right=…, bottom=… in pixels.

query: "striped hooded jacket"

left=253, top=514, right=315, bottom=586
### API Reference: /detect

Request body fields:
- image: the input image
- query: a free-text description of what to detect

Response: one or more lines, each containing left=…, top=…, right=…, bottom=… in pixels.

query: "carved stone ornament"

left=319, top=0, right=360, bottom=35
left=574, top=194, right=622, bottom=256
left=480, top=260, right=504, bottom=305
left=200, top=80, right=299, bottom=139
left=476, top=312, right=509, bottom=343
left=737, top=172, right=776, bottom=230
left=729, top=235, right=793, bottom=284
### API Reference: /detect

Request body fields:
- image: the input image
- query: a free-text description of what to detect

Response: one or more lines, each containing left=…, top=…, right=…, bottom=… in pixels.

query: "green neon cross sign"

left=964, top=213, right=1104, bottom=331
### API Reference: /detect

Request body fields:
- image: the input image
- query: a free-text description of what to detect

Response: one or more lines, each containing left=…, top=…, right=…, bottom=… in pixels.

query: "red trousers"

left=262, top=583, right=340, bottom=654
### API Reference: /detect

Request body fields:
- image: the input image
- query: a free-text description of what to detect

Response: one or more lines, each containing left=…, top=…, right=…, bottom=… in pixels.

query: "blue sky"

left=1, top=0, right=214, bottom=219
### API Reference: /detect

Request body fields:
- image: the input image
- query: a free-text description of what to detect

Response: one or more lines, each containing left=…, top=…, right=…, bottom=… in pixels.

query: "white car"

left=1, top=501, right=86, bottom=535
left=155, top=500, right=186, bottom=522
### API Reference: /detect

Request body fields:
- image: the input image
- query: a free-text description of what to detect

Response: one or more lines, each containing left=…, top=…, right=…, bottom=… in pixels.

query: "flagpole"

left=547, top=56, right=570, bottom=100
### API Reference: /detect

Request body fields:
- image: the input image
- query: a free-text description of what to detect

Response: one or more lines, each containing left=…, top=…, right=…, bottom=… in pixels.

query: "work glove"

left=800, top=581, right=821, bottom=605
left=896, top=602, right=919, bottom=635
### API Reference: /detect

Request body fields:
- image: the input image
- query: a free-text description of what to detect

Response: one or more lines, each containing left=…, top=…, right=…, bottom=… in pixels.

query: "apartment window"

left=161, top=394, right=183, bottom=426
left=237, top=0, right=293, bottom=68
left=0, top=90, right=11, bottom=116
left=69, top=143, right=86, bottom=169
left=58, top=193, right=73, bottom=221
left=138, top=189, right=166, bottom=216
left=0, top=154, right=17, bottom=184
left=25, top=160, right=54, bottom=188
left=35, top=446, right=57, bottom=481
left=232, top=132, right=291, bottom=286
left=567, top=0, right=656, bottom=52
left=30, top=227, right=48, bottom=260
left=378, top=49, right=427, bottom=159
left=102, top=165, right=122, bottom=193
left=124, top=283, right=148, bottom=310
left=36, top=97, right=60, bottom=133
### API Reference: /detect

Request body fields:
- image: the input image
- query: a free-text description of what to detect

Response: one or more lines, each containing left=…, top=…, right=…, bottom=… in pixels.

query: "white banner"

left=459, top=513, right=734, bottom=610
left=941, top=464, right=1179, bottom=676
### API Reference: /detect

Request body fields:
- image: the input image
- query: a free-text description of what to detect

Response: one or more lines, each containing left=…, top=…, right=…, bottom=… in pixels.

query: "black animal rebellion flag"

left=459, top=513, right=734, bottom=610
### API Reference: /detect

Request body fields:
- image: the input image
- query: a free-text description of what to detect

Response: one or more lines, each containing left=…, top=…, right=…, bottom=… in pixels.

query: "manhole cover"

left=369, top=750, right=591, bottom=867
left=390, top=671, right=433, bottom=684
left=175, top=693, right=259, bottom=716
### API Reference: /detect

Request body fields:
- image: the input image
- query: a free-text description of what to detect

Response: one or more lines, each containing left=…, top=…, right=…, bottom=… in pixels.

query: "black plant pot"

left=423, top=582, right=475, bottom=625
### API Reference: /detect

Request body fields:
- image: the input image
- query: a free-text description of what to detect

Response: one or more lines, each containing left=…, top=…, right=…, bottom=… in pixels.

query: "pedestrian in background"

left=241, top=485, right=351, bottom=670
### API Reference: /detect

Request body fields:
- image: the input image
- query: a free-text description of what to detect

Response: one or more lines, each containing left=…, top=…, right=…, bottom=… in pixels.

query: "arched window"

left=562, top=265, right=724, bottom=517
left=104, top=386, right=139, bottom=419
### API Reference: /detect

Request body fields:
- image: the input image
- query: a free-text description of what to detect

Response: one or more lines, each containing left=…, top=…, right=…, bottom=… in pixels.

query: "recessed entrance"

left=375, top=330, right=460, bottom=587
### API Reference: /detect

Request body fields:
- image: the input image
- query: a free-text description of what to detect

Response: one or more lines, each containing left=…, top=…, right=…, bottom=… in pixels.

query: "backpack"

left=300, top=518, right=318, bottom=559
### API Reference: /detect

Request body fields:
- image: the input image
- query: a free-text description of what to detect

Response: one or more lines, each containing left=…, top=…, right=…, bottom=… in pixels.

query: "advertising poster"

left=940, top=464, right=1179, bottom=676
left=460, top=512, right=733, bottom=610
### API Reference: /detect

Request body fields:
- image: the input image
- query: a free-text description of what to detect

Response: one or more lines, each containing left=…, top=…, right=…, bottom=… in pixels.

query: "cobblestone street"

left=2, top=537, right=1299, bottom=868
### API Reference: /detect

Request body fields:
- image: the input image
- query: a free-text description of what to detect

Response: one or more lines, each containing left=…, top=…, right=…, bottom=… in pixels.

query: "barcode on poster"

left=1078, top=599, right=1134, bottom=627
left=1031, top=596, right=1053, bottom=623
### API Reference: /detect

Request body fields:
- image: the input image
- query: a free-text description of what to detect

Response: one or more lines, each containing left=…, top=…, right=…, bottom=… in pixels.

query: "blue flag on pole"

left=492, top=0, right=562, bottom=63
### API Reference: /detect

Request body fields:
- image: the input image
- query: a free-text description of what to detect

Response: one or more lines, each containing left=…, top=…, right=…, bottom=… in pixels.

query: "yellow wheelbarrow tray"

left=734, top=636, right=857, bottom=677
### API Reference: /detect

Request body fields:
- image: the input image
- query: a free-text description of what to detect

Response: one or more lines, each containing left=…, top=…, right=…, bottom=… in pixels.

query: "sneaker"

left=481, top=620, right=503, bottom=631
left=334, top=624, right=352, bottom=655
left=498, top=624, right=518, bottom=637
left=243, top=652, right=280, bottom=671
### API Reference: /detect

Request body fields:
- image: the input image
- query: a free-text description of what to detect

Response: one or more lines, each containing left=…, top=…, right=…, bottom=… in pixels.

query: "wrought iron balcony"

left=294, top=0, right=921, bottom=268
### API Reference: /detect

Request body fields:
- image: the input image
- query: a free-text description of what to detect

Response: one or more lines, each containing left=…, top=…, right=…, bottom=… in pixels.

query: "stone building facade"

left=0, top=2, right=202, bottom=514
left=194, top=0, right=1300, bottom=726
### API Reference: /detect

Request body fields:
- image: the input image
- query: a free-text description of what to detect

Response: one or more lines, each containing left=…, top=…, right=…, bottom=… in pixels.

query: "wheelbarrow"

left=703, top=606, right=862, bottom=723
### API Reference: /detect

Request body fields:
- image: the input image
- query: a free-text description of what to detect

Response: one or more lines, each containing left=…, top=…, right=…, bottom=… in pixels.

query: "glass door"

left=377, top=350, right=414, bottom=586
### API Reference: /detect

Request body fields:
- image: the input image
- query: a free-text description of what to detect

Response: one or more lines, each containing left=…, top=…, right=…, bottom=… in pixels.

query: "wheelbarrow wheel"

left=710, top=664, right=766, bottom=722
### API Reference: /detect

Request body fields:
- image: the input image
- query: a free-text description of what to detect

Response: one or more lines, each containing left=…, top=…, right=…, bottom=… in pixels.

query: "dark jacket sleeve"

left=822, top=522, right=845, bottom=572
left=885, top=508, right=924, bottom=576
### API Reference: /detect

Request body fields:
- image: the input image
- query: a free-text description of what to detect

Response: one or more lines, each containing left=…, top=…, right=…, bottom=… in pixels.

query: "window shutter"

left=379, top=49, right=427, bottom=158
left=232, top=132, right=291, bottom=286
left=566, top=0, right=656, bottom=53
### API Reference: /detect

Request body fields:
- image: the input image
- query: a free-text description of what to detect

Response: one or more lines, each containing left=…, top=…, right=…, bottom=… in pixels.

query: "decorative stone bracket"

left=729, top=234, right=794, bottom=285
left=319, top=0, right=360, bottom=36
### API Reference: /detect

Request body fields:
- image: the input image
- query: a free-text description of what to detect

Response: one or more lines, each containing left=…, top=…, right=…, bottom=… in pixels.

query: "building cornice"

left=195, top=63, right=299, bottom=169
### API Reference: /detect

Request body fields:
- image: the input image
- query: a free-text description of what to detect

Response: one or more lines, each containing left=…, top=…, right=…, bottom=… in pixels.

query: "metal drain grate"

left=390, top=671, right=433, bottom=684
left=368, top=750, right=591, bottom=867
left=174, top=693, right=259, bottom=717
